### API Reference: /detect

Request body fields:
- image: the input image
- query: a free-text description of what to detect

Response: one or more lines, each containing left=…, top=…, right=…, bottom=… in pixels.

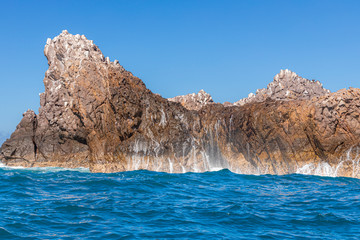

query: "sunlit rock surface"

left=168, top=90, right=214, bottom=111
left=1, top=31, right=360, bottom=178
left=234, top=69, right=331, bottom=106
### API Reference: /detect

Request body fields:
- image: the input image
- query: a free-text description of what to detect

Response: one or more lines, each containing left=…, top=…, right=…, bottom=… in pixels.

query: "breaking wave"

left=0, top=163, right=90, bottom=173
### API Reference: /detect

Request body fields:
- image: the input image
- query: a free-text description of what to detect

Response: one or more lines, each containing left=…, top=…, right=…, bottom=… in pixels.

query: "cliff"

left=1, top=30, right=360, bottom=178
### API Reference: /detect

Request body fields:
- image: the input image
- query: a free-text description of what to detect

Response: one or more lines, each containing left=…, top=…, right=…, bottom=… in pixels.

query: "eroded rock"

left=1, top=31, right=360, bottom=178
left=234, top=69, right=331, bottom=106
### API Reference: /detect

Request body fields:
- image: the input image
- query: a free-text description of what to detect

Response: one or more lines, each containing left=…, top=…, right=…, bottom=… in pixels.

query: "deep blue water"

left=0, top=166, right=359, bottom=239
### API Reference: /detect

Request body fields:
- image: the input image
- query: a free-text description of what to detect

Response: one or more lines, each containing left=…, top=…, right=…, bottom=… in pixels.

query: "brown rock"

left=234, top=69, right=331, bottom=106
left=0, top=110, right=37, bottom=166
left=1, top=30, right=360, bottom=178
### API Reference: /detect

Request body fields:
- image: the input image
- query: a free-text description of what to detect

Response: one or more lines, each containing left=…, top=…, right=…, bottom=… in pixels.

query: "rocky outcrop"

left=0, top=110, right=37, bottom=165
left=168, top=89, right=214, bottom=111
left=234, top=69, right=331, bottom=106
left=1, top=30, right=360, bottom=178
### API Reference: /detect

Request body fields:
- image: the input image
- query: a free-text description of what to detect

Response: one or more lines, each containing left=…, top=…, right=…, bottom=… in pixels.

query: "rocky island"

left=1, top=30, right=360, bottom=178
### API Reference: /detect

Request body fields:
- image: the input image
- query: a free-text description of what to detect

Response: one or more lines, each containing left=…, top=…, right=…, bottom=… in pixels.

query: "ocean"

left=0, top=165, right=359, bottom=239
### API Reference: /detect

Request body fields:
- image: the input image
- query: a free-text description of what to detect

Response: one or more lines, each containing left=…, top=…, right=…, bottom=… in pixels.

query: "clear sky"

left=0, top=0, right=360, bottom=137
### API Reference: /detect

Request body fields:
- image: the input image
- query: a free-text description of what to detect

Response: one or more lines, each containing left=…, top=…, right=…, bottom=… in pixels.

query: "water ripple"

left=0, top=168, right=359, bottom=239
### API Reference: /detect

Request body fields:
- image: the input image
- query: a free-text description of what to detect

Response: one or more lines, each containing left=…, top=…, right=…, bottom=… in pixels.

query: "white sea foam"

left=0, top=163, right=90, bottom=173
left=296, top=162, right=337, bottom=177
left=209, top=167, right=224, bottom=172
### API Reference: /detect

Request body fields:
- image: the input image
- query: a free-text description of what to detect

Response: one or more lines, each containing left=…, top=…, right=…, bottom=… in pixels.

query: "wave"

left=0, top=163, right=90, bottom=173
left=0, top=158, right=359, bottom=179
left=0, top=168, right=358, bottom=239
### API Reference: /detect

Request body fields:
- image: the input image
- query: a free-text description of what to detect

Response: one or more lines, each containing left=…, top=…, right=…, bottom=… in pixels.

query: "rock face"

left=168, top=90, right=214, bottom=111
left=0, top=110, right=37, bottom=165
left=1, top=31, right=360, bottom=178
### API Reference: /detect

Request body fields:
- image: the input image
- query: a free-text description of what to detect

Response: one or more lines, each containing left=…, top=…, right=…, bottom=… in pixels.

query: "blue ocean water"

left=0, top=166, right=359, bottom=239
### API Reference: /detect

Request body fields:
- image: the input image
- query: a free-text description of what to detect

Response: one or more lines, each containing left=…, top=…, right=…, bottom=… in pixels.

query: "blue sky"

left=0, top=0, right=360, bottom=136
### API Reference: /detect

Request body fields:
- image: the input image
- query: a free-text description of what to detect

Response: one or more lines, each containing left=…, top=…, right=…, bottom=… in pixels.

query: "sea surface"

left=0, top=165, right=359, bottom=239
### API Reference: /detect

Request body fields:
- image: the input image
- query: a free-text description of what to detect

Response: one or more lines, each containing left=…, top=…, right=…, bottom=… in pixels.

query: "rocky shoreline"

left=1, top=30, right=360, bottom=178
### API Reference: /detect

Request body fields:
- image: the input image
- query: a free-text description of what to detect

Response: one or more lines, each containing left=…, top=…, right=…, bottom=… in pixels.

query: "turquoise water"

left=0, top=166, right=359, bottom=239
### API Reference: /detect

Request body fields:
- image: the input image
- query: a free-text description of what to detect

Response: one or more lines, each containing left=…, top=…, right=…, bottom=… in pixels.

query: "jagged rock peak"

left=44, top=30, right=121, bottom=67
left=234, top=69, right=331, bottom=106
left=168, top=89, right=214, bottom=111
